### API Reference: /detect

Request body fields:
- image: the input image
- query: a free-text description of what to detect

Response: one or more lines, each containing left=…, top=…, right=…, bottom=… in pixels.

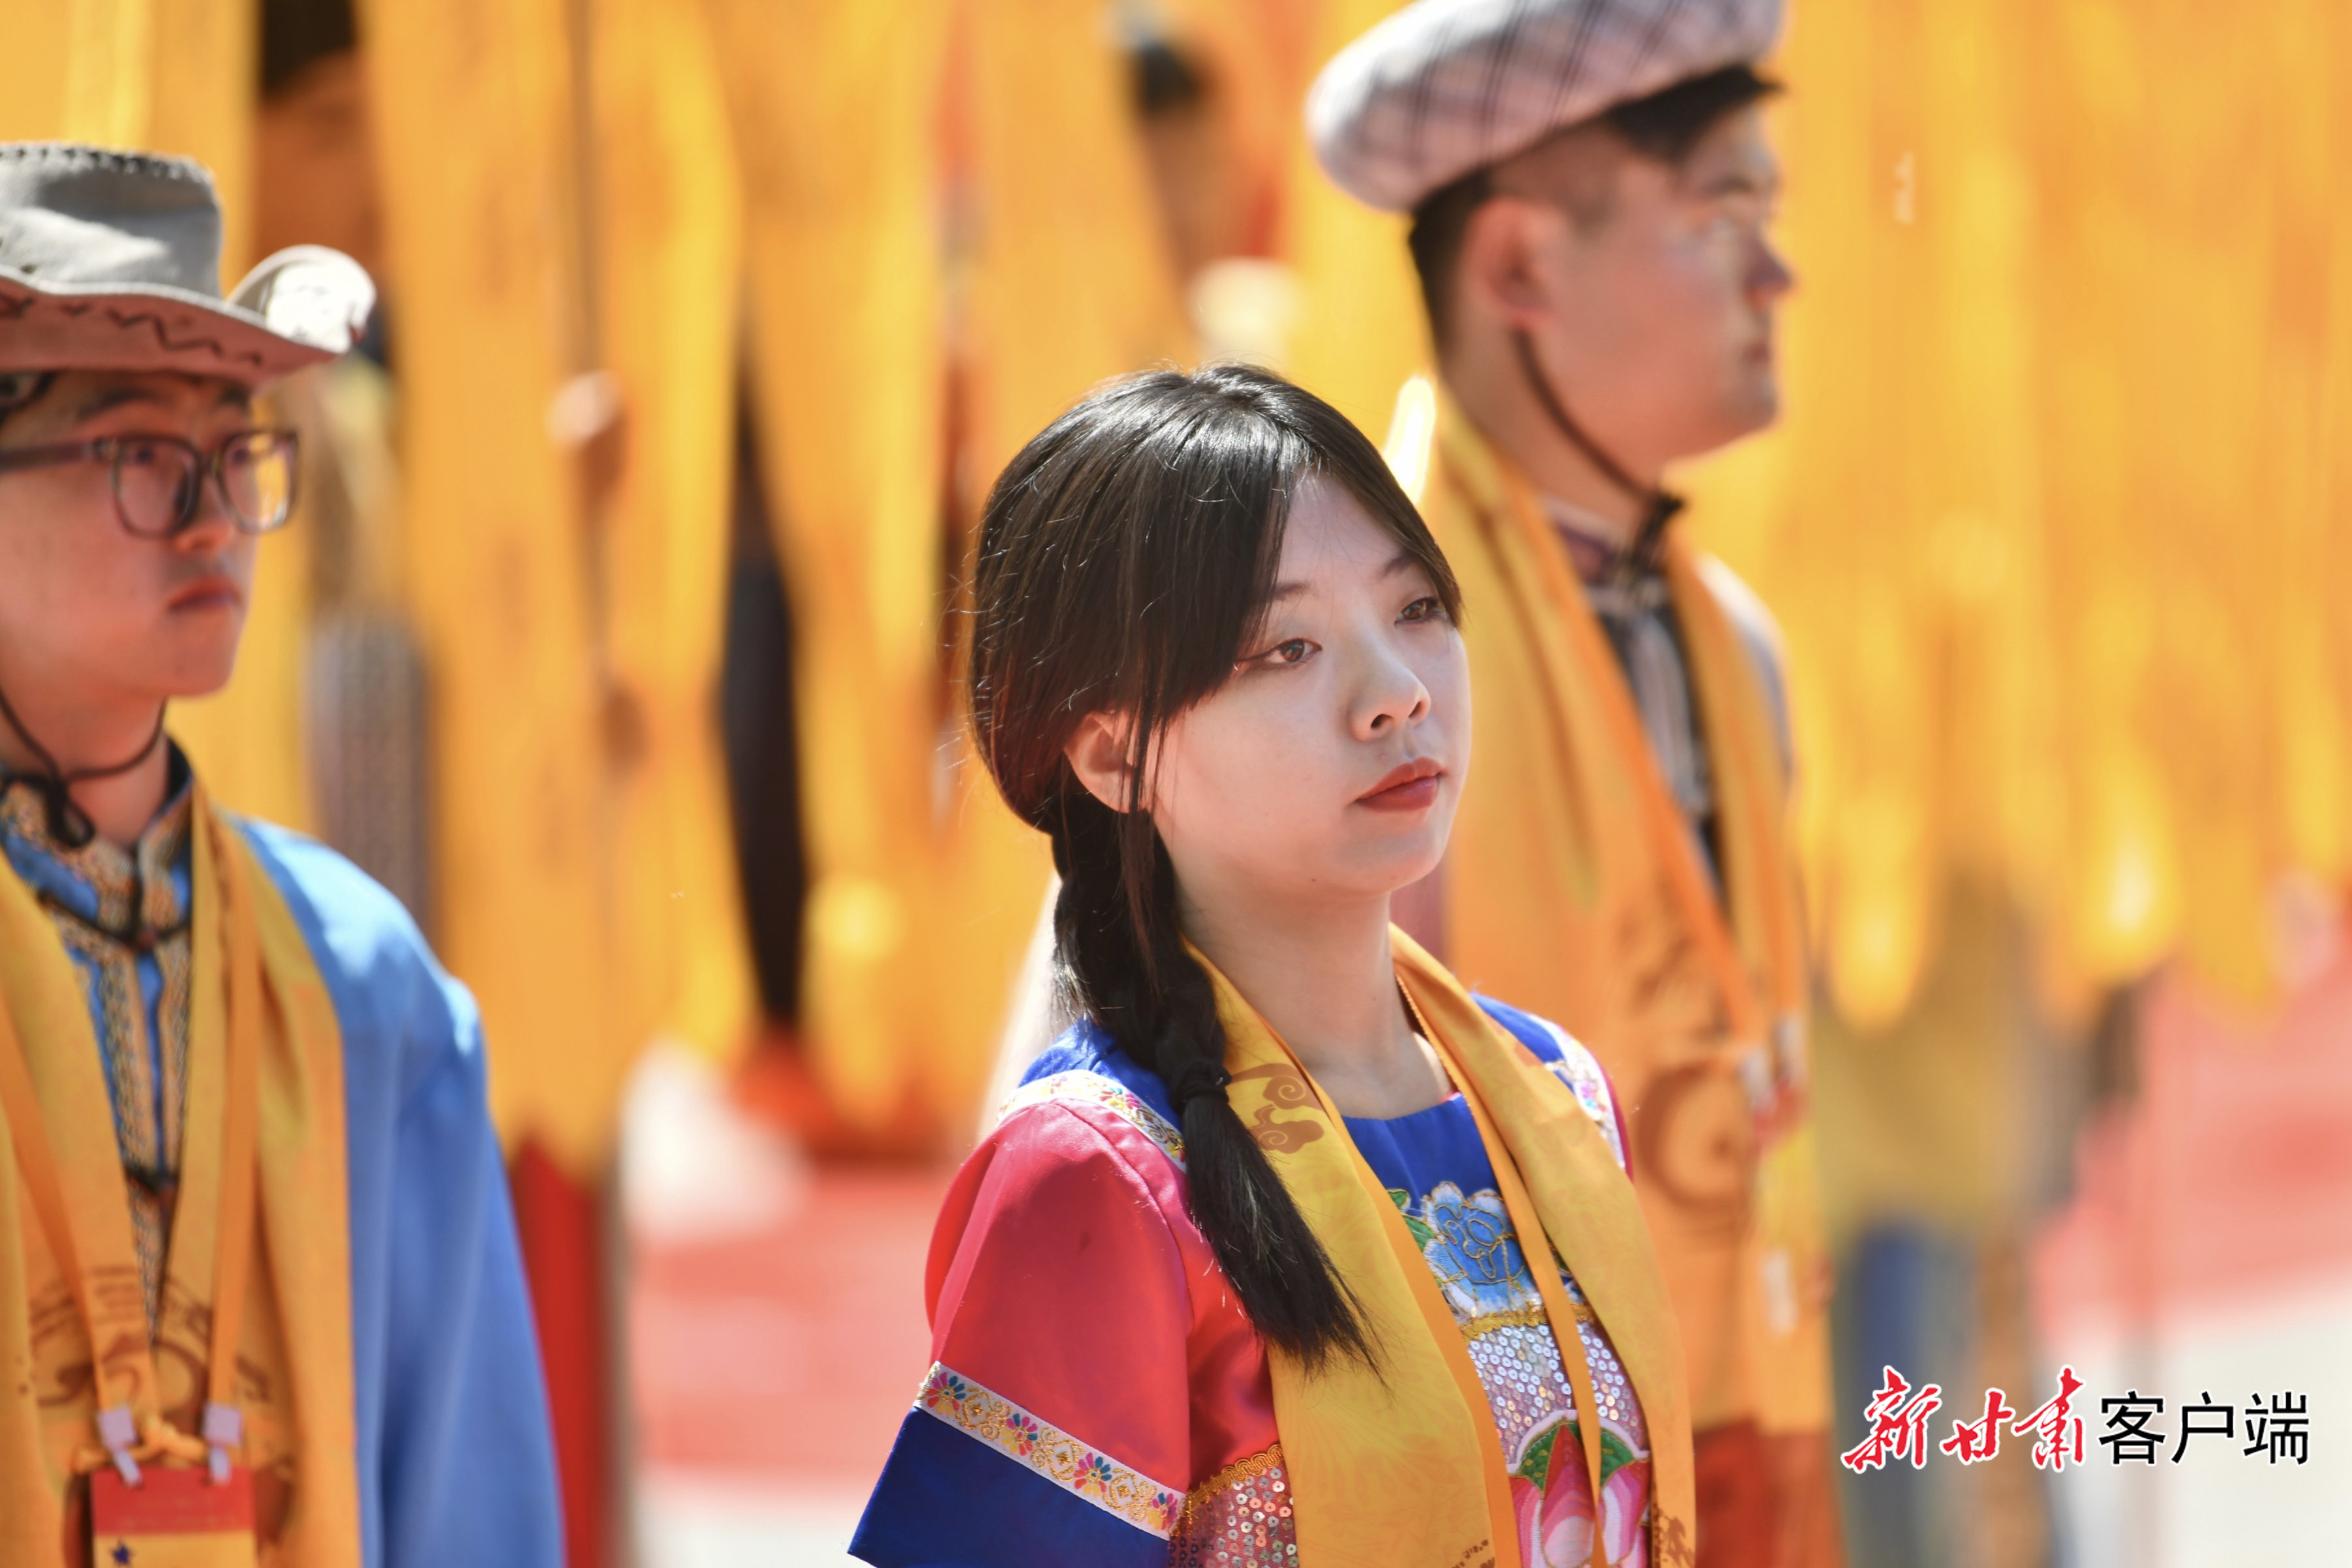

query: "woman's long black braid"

left=1046, top=785, right=1375, bottom=1371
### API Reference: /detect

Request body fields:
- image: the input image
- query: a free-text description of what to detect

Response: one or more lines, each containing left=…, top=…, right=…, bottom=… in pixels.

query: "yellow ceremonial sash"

left=1415, top=396, right=1827, bottom=1435
left=0, top=788, right=361, bottom=1566
left=1206, top=930, right=1695, bottom=1568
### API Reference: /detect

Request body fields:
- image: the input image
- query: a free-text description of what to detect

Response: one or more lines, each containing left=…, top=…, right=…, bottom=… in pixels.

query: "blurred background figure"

left=1306, top=4, right=1838, bottom=1562
left=1, top=1, right=2345, bottom=1565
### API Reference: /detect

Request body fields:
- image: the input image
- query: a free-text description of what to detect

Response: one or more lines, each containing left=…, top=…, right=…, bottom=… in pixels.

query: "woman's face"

left=1082, top=476, right=1470, bottom=920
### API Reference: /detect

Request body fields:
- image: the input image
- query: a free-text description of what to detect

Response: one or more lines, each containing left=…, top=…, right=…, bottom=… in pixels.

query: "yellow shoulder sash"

left=1206, top=931, right=1694, bottom=1568
left=0, top=791, right=360, bottom=1565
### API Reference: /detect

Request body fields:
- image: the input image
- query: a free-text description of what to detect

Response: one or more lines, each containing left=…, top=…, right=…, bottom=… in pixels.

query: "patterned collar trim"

left=1541, top=493, right=1670, bottom=592
left=998, top=1069, right=1187, bottom=1171
left=0, top=745, right=194, bottom=931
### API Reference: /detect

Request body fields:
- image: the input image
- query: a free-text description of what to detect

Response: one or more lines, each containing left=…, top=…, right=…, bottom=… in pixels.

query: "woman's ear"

left=1063, top=711, right=1140, bottom=813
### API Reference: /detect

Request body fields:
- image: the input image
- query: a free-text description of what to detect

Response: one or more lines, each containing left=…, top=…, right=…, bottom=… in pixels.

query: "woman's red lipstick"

left=1357, top=756, right=1443, bottom=812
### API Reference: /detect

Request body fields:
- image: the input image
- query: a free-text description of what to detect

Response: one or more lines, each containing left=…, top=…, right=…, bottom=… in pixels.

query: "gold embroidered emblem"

left=1228, top=1063, right=1324, bottom=1152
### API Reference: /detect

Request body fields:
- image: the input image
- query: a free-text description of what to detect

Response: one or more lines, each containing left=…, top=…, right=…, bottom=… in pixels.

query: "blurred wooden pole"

left=359, top=0, right=619, bottom=1158
left=590, top=0, right=754, bottom=1077
left=361, top=2, right=617, bottom=1562
left=701, top=0, right=956, bottom=1131
left=703, top=0, right=1193, bottom=1135
left=942, top=0, right=1192, bottom=1115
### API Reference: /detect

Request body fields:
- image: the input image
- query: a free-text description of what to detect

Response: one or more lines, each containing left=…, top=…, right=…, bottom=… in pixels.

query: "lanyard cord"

left=202, top=820, right=263, bottom=1482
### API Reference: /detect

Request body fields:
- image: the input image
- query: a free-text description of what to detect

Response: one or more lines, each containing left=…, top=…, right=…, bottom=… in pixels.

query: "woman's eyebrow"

left=1269, top=550, right=1418, bottom=599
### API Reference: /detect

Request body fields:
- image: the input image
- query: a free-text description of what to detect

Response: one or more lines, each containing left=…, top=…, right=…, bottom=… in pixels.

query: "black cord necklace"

left=1512, top=330, right=1686, bottom=586
left=0, top=679, right=185, bottom=951
left=0, top=678, right=168, bottom=852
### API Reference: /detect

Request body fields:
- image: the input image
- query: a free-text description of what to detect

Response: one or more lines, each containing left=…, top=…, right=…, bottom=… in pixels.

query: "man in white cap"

left=1310, top=5, right=1839, bottom=1564
left=0, top=144, right=560, bottom=1566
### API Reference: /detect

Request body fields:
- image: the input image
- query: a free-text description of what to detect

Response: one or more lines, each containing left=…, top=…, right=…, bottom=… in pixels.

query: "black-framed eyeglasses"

left=0, top=429, right=301, bottom=538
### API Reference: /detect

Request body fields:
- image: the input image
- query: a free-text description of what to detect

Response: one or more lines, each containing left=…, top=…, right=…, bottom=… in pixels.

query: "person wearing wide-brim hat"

left=0, top=143, right=560, bottom=1567
left=1310, top=3, right=1839, bottom=1564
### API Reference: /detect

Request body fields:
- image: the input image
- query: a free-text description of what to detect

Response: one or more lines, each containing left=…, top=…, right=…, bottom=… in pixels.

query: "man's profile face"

left=0, top=370, right=260, bottom=712
left=1488, top=104, right=1792, bottom=471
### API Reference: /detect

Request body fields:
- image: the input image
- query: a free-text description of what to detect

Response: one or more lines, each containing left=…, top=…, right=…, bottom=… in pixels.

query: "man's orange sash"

left=1413, top=397, right=1829, bottom=1436
left=0, top=789, right=360, bottom=1565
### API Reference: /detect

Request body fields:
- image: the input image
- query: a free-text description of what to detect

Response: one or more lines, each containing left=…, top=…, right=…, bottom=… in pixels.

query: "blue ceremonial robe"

left=252, top=823, right=564, bottom=1568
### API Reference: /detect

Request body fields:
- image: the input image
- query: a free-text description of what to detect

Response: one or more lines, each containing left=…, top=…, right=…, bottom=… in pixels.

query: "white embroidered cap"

left=1307, top=0, right=1784, bottom=213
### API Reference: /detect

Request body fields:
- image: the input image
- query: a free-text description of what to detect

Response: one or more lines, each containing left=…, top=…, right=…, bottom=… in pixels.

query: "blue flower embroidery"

left=1405, top=1181, right=1542, bottom=1322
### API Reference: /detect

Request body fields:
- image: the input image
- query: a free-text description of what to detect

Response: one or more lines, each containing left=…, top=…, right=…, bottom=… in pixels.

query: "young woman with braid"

left=851, top=367, right=1698, bottom=1568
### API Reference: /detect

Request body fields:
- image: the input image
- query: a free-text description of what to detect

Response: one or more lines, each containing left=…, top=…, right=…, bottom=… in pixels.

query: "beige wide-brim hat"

left=0, top=142, right=373, bottom=387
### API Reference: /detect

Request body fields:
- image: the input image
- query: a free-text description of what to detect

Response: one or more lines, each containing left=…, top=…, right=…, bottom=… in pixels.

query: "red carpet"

left=2036, top=945, right=2352, bottom=1336
left=630, top=1161, right=951, bottom=1495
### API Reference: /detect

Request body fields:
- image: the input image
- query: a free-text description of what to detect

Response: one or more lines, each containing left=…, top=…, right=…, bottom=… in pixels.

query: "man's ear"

left=1456, top=194, right=1560, bottom=333
left=1063, top=710, right=1140, bottom=813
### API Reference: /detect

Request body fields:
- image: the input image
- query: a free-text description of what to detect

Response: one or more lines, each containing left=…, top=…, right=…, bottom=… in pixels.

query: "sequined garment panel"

left=1458, top=1278, right=1650, bottom=1473
left=0, top=777, right=194, bottom=1327
left=1170, top=1443, right=1298, bottom=1568
left=1350, top=1069, right=1655, bottom=1563
left=1397, top=1176, right=1651, bottom=1471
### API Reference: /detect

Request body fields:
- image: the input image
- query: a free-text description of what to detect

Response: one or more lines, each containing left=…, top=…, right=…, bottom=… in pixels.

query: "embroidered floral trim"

left=1172, top=1442, right=1298, bottom=1566
left=998, top=1070, right=1186, bottom=1169
left=914, top=1363, right=1185, bottom=1537
left=1393, top=1180, right=1550, bottom=1322
left=1535, top=1022, right=1625, bottom=1169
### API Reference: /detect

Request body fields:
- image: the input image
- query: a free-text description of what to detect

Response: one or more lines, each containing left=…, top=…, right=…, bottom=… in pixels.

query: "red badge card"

left=88, top=1465, right=258, bottom=1567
